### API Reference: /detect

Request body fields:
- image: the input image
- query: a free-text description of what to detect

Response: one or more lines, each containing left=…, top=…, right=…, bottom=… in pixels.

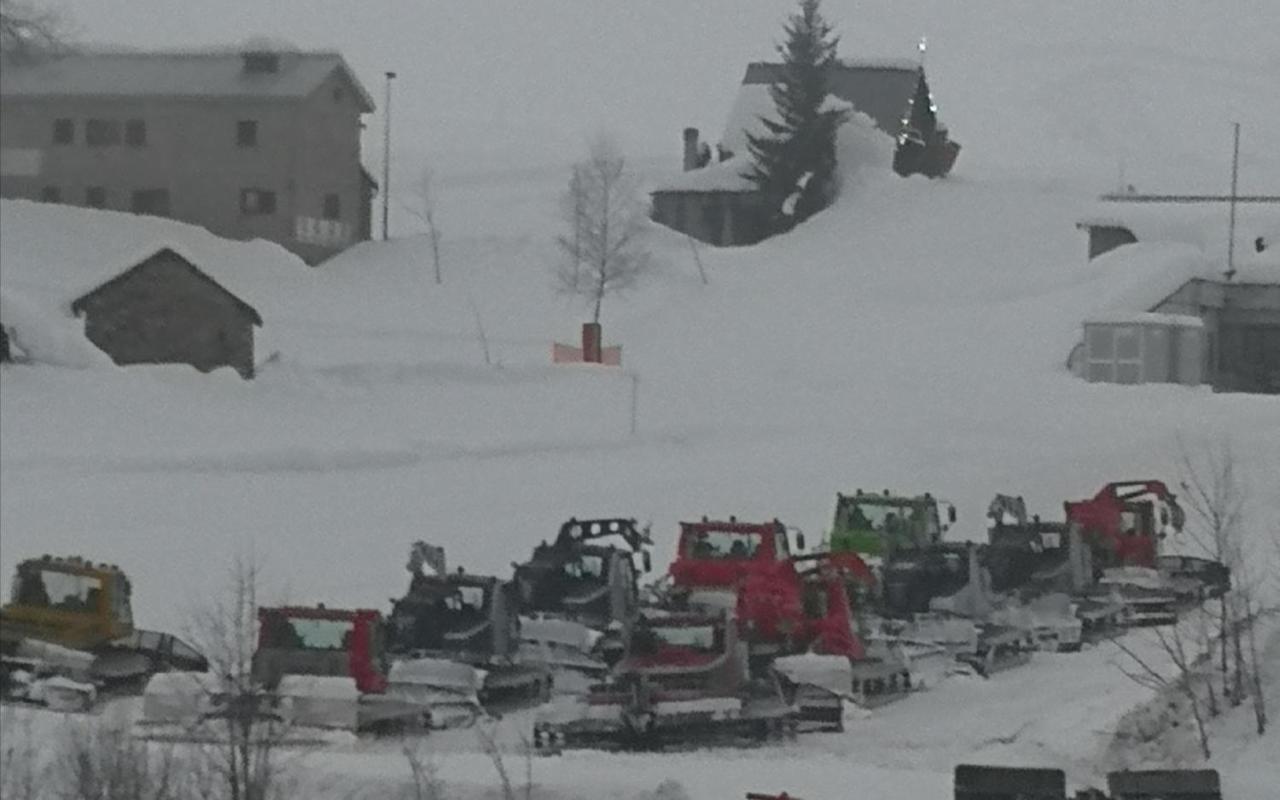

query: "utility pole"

left=382, top=70, right=397, bottom=241
left=1226, top=122, right=1240, bottom=281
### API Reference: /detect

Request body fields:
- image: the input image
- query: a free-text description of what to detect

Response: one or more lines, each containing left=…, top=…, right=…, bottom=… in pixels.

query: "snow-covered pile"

left=0, top=287, right=112, bottom=368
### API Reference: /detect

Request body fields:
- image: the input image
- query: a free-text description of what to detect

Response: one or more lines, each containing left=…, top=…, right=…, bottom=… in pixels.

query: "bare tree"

left=1111, top=618, right=1215, bottom=760
left=554, top=135, right=654, bottom=324
left=0, top=0, right=72, bottom=63
left=475, top=721, right=534, bottom=800
left=186, top=554, right=292, bottom=800
left=1177, top=439, right=1247, bottom=707
left=397, top=742, right=445, bottom=800
left=54, top=716, right=191, bottom=800
left=401, top=167, right=443, bottom=285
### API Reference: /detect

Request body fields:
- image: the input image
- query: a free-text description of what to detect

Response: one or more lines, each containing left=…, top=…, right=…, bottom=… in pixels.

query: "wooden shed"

left=70, top=246, right=262, bottom=378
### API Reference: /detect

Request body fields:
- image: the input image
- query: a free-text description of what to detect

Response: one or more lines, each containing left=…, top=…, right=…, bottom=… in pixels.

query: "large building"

left=0, top=43, right=377, bottom=264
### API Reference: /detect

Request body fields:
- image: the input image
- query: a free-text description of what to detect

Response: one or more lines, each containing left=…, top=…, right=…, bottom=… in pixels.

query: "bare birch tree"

left=402, top=167, right=443, bottom=285
left=554, top=135, right=654, bottom=324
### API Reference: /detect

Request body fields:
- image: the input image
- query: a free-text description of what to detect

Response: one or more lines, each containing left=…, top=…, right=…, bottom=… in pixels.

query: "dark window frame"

left=236, top=120, right=258, bottom=148
left=131, top=188, right=171, bottom=217
left=52, top=118, right=74, bottom=145
left=85, top=118, right=121, bottom=147
left=85, top=186, right=107, bottom=208
left=124, top=119, right=147, bottom=147
left=239, top=188, right=277, bottom=216
left=322, top=193, right=341, bottom=220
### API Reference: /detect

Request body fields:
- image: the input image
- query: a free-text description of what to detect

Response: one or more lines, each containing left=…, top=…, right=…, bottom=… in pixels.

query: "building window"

left=85, top=186, right=107, bottom=208
left=85, top=119, right=121, bottom=147
left=323, top=193, right=341, bottom=220
left=125, top=119, right=147, bottom=147
left=40, top=186, right=61, bottom=203
left=240, top=188, right=276, bottom=215
left=52, top=118, right=74, bottom=145
left=1086, top=324, right=1147, bottom=384
left=131, top=188, right=171, bottom=217
left=242, top=52, right=279, bottom=74
left=237, top=120, right=258, bottom=148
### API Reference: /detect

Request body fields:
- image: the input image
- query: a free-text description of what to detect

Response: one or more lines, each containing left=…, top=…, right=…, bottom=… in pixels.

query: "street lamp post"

left=382, top=70, right=396, bottom=241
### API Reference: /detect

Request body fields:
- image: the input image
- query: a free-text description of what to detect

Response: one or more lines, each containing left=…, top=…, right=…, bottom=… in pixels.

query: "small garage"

left=70, top=246, right=262, bottom=378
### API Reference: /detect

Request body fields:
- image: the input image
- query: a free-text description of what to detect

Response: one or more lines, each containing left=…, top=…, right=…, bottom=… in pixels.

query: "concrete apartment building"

left=0, top=44, right=377, bottom=264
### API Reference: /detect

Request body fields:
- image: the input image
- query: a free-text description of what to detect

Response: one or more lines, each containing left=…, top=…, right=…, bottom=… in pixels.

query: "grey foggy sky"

left=47, top=1, right=1280, bottom=187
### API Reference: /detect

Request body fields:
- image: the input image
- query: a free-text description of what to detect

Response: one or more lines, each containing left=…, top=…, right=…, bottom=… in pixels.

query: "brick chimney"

left=682, top=127, right=700, bottom=172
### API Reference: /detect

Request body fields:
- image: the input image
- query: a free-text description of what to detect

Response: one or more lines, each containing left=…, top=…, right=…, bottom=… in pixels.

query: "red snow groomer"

left=1064, top=480, right=1229, bottom=624
left=1064, top=480, right=1185, bottom=571
left=667, top=518, right=911, bottom=709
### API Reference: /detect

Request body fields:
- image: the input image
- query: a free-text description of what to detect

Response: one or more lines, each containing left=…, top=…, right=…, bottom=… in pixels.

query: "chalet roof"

left=0, top=47, right=374, bottom=111
left=71, top=245, right=263, bottom=326
left=741, top=59, right=924, bottom=137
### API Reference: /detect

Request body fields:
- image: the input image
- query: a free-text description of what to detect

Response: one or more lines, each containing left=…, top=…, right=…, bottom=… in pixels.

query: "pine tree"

left=745, top=0, right=848, bottom=234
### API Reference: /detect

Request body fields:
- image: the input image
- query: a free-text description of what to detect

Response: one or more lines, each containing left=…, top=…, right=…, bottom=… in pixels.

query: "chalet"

left=0, top=41, right=376, bottom=264
left=651, top=58, right=960, bottom=246
left=71, top=246, right=263, bottom=378
left=1069, top=200, right=1280, bottom=393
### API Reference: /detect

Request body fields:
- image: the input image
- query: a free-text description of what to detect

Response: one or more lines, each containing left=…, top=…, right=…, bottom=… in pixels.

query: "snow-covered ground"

left=4, top=3, right=1280, bottom=796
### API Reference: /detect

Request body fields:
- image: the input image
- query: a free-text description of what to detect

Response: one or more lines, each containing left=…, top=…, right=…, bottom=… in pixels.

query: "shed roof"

left=0, top=47, right=374, bottom=111
left=70, top=245, right=263, bottom=326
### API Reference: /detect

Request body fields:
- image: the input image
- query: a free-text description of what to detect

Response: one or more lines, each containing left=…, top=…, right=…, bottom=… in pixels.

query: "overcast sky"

left=49, top=1, right=1280, bottom=189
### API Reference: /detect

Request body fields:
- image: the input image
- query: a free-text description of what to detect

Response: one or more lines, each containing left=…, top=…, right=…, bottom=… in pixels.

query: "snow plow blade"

left=954, top=626, right=1035, bottom=678
left=532, top=691, right=798, bottom=753
left=386, top=656, right=484, bottom=728
left=773, top=652, right=910, bottom=716
left=518, top=615, right=610, bottom=691
left=134, top=672, right=365, bottom=743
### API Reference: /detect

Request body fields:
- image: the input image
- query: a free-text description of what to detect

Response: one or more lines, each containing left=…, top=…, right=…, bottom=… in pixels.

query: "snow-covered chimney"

left=682, top=128, right=700, bottom=172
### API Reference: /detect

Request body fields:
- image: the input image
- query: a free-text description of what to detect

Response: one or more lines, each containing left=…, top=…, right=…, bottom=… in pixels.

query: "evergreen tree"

left=744, top=0, right=848, bottom=234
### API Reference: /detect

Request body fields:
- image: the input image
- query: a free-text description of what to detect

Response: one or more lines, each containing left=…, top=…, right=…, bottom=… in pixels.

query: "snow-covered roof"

left=741, top=59, right=924, bottom=136
left=1082, top=240, right=1280, bottom=324
left=836, top=57, right=922, bottom=72
left=1077, top=200, right=1280, bottom=273
left=651, top=154, right=756, bottom=194
left=1083, top=311, right=1205, bottom=328
left=1085, top=242, right=1213, bottom=315
left=716, top=84, right=857, bottom=161
left=0, top=48, right=374, bottom=111
left=0, top=199, right=314, bottom=364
